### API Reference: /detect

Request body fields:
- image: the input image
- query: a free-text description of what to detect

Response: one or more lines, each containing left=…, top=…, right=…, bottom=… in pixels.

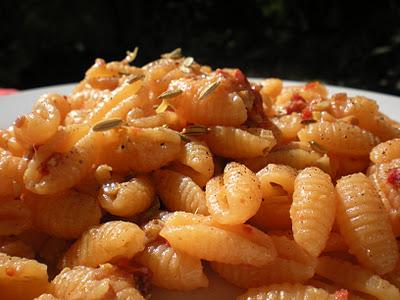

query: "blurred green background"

left=1, top=0, right=399, bottom=95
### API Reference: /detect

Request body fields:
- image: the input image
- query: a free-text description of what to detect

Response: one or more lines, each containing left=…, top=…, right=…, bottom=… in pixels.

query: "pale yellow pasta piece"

left=84, top=78, right=143, bottom=125
left=204, top=126, right=276, bottom=158
left=270, top=113, right=304, bottom=143
left=205, top=162, right=262, bottom=224
left=26, top=190, right=101, bottom=239
left=177, top=141, right=214, bottom=182
left=0, top=253, right=49, bottom=300
left=329, top=95, right=400, bottom=141
left=236, top=283, right=335, bottom=300
left=297, top=121, right=379, bottom=157
left=64, top=108, right=89, bottom=125
left=14, top=94, right=71, bottom=147
left=316, top=256, right=400, bottom=300
left=250, top=196, right=292, bottom=231
left=290, top=167, right=336, bottom=257
left=160, top=212, right=277, bottom=266
left=336, top=173, right=398, bottom=274
left=0, top=198, right=31, bottom=236
left=260, top=78, right=283, bottom=99
left=256, top=164, right=297, bottom=199
left=49, top=263, right=144, bottom=300
left=136, top=240, right=208, bottom=290
left=101, top=127, right=181, bottom=173
left=369, top=158, right=400, bottom=235
left=24, top=131, right=104, bottom=194
left=60, top=221, right=145, bottom=268
left=370, top=138, right=400, bottom=164
left=166, top=72, right=248, bottom=126
left=99, top=175, right=155, bottom=217
left=211, top=257, right=315, bottom=289
left=69, top=87, right=111, bottom=110
left=154, top=169, right=208, bottom=215
left=242, top=148, right=329, bottom=173
left=141, top=218, right=165, bottom=244
left=0, top=149, right=27, bottom=198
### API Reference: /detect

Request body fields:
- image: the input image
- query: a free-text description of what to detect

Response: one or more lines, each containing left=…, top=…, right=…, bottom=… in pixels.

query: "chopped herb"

left=124, top=47, right=139, bottom=64
left=301, top=119, right=317, bottom=125
left=127, top=74, right=145, bottom=84
left=92, top=118, right=123, bottom=132
left=161, top=48, right=182, bottom=59
left=181, top=124, right=210, bottom=136
left=158, top=89, right=183, bottom=99
left=198, top=80, right=220, bottom=100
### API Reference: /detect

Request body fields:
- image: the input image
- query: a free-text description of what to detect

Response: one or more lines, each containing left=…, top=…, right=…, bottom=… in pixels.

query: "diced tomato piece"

left=286, top=94, right=306, bottom=114
left=302, top=107, right=313, bottom=120
left=304, top=81, right=319, bottom=90
left=234, top=69, right=247, bottom=83
left=388, top=168, right=400, bottom=188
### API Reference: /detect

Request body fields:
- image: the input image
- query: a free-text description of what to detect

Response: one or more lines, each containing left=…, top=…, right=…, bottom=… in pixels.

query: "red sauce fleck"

left=304, top=81, right=318, bottom=90
left=301, top=107, right=313, bottom=120
left=388, top=168, right=400, bottom=188
left=286, top=94, right=307, bottom=114
left=5, top=267, right=16, bottom=277
left=334, top=289, right=349, bottom=300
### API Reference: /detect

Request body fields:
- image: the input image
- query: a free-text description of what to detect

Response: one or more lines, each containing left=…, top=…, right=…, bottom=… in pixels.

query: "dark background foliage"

left=1, top=0, right=400, bottom=95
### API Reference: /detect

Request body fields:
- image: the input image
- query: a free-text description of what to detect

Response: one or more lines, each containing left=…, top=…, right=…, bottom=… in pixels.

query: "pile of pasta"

left=1, top=48, right=400, bottom=300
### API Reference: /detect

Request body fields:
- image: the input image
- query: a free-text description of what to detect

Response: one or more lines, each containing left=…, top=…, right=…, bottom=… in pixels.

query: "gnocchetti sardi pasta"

left=0, top=48, right=400, bottom=300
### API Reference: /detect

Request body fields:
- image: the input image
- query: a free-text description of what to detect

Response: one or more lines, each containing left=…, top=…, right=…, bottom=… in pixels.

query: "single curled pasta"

left=205, top=162, right=262, bottom=224
left=153, top=169, right=208, bottom=215
left=45, top=263, right=144, bottom=300
left=14, top=94, right=70, bottom=147
left=60, top=221, right=145, bottom=268
left=0, top=253, right=49, bottom=300
left=316, top=256, right=400, bottom=300
left=99, top=175, right=155, bottom=217
left=290, top=167, right=336, bottom=257
left=336, top=173, right=398, bottom=274
left=369, top=158, right=400, bottom=235
left=166, top=70, right=250, bottom=126
left=270, top=113, right=304, bottom=143
left=236, top=283, right=335, bottom=300
left=159, top=212, right=277, bottom=266
left=135, top=240, right=209, bottom=290
left=177, top=141, right=214, bottom=183
left=100, top=127, right=181, bottom=173
left=256, top=164, right=297, bottom=199
left=26, top=190, right=102, bottom=239
left=203, top=126, right=276, bottom=159
left=370, top=138, right=400, bottom=164
left=297, top=121, right=379, bottom=157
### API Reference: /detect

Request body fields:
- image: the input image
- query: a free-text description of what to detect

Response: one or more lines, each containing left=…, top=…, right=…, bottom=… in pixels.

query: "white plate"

left=0, top=81, right=399, bottom=299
